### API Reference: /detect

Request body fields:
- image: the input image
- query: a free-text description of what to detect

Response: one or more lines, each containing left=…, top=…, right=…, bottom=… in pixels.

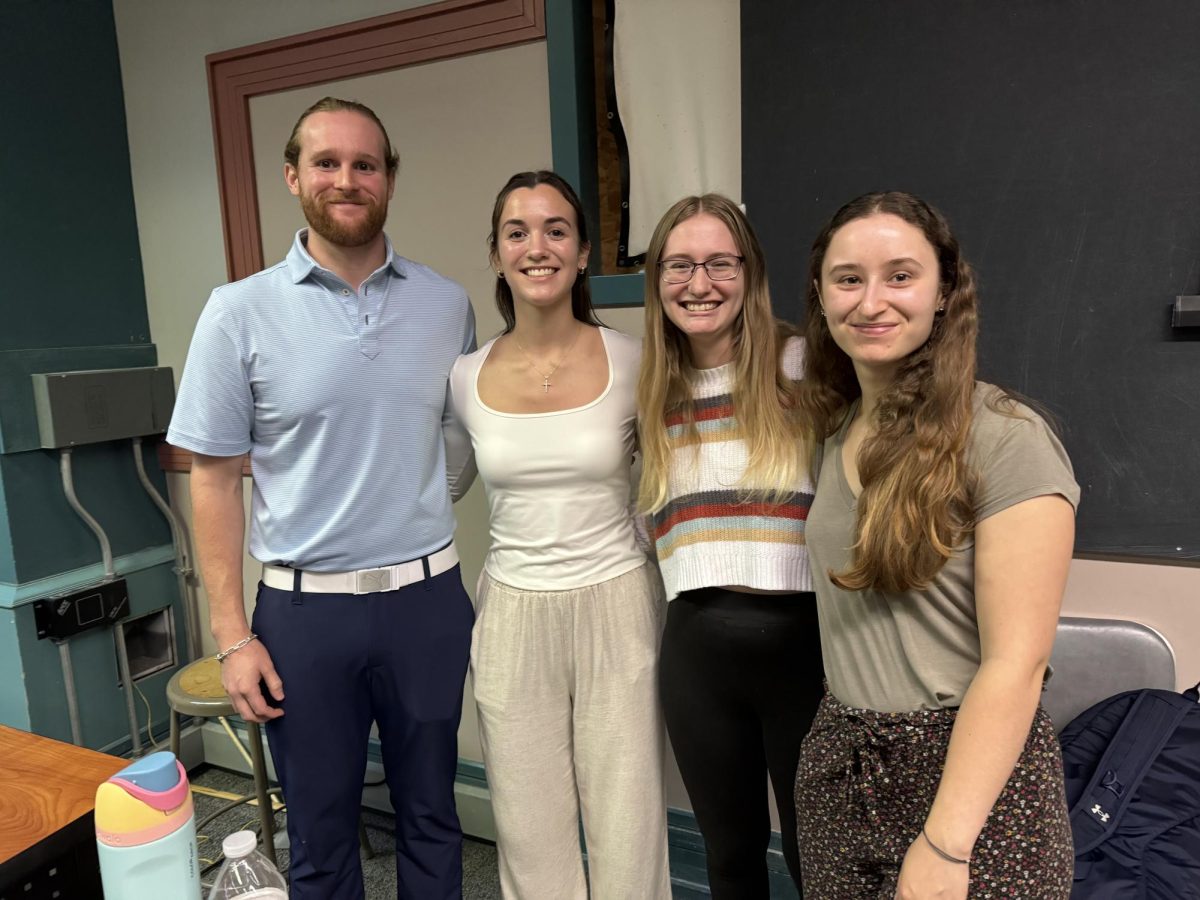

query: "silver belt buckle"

left=355, top=566, right=395, bottom=595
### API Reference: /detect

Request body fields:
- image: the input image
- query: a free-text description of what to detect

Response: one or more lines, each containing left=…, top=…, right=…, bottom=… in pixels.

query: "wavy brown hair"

left=800, top=191, right=988, bottom=592
left=638, top=194, right=802, bottom=513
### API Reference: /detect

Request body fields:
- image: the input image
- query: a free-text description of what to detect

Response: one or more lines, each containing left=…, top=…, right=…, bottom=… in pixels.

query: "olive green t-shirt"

left=807, top=383, right=1080, bottom=712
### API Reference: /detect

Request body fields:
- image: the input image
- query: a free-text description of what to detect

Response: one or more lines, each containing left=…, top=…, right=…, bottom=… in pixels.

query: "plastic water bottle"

left=95, top=750, right=202, bottom=900
left=207, top=830, right=289, bottom=899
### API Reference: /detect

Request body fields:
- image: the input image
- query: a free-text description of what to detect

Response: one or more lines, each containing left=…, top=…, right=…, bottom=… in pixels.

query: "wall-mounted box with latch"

left=31, top=366, right=175, bottom=448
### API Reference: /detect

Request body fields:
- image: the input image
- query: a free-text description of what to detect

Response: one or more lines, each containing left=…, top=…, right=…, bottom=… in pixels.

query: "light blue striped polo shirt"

left=168, top=229, right=476, bottom=571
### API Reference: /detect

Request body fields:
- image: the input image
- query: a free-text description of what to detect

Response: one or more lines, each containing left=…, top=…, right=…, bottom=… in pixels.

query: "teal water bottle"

left=95, top=750, right=202, bottom=899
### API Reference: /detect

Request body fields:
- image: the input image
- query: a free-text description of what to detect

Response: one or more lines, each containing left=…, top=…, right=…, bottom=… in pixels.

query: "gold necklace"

left=513, top=323, right=584, bottom=393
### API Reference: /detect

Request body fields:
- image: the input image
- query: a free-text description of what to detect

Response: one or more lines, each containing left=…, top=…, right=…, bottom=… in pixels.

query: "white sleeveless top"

left=448, top=327, right=647, bottom=591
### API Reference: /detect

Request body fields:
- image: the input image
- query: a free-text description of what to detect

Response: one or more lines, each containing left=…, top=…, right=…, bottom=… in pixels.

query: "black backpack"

left=1059, top=682, right=1200, bottom=898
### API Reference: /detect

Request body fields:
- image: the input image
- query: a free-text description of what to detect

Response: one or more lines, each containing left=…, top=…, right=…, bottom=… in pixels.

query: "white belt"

left=262, top=543, right=459, bottom=595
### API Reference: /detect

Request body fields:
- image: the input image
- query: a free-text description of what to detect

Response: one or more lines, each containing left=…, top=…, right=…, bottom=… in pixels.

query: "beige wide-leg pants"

left=470, top=563, right=671, bottom=900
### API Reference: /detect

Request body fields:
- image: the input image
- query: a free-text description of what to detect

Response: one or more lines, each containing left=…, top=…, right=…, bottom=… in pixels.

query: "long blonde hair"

left=800, top=191, right=983, bottom=592
left=637, top=194, right=803, bottom=514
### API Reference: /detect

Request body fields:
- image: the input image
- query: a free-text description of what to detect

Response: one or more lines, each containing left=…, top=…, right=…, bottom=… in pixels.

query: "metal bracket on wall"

left=1173, top=296, right=1200, bottom=328
left=33, top=580, right=129, bottom=641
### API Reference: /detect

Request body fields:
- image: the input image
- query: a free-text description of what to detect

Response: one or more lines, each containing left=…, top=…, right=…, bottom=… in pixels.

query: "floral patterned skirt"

left=794, top=691, right=1074, bottom=899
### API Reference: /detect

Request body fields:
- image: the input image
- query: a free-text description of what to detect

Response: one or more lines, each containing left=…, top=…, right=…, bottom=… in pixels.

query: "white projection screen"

left=612, top=0, right=742, bottom=259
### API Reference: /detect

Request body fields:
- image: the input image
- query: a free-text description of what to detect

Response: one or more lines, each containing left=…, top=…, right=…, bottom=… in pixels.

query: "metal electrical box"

left=31, top=366, right=175, bottom=448
left=33, top=579, right=130, bottom=641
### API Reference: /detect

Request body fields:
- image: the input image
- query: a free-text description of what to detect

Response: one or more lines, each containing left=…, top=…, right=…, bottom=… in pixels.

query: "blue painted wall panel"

left=2, top=444, right=171, bottom=583
left=0, top=0, right=149, bottom=352
left=0, top=475, right=13, bottom=585
left=0, top=608, right=30, bottom=730
left=0, top=1, right=187, bottom=753
left=21, top=561, right=182, bottom=748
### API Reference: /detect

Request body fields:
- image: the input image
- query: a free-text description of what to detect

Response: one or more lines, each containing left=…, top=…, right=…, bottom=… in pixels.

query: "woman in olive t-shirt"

left=793, top=191, right=1078, bottom=899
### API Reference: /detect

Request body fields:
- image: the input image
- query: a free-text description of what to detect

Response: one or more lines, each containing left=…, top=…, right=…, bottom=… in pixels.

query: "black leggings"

left=660, top=587, right=824, bottom=899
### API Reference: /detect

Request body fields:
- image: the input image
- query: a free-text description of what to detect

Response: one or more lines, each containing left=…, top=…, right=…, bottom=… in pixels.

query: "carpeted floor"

left=190, top=766, right=502, bottom=899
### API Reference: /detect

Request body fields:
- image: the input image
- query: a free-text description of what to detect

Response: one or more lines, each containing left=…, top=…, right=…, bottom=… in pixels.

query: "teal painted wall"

left=1, top=0, right=150, bottom=352
left=0, top=0, right=168, bottom=583
left=18, top=561, right=183, bottom=748
left=0, top=609, right=30, bottom=730
left=0, top=0, right=189, bottom=748
left=0, top=345, right=160, bottom=454
left=1, top=441, right=171, bottom=583
left=0, top=475, right=13, bottom=585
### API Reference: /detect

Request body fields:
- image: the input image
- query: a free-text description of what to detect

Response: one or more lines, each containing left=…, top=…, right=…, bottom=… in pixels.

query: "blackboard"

left=743, top=0, right=1200, bottom=561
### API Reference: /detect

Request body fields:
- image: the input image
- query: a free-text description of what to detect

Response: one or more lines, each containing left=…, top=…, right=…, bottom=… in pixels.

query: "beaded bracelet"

left=922, top=827, right=970, bottom=865
left=215, top=633, right=259, bottom=662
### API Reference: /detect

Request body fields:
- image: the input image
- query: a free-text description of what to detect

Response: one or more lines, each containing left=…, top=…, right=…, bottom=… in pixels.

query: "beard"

left=300, top=189, right=388, bottom=248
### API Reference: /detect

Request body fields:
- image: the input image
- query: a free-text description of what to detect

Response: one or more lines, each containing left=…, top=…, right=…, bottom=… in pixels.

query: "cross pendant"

left=542, top=376, right=552, bottom=393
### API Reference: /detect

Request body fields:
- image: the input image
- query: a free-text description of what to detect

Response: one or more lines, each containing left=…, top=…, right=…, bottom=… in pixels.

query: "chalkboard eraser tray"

left=1173, top=296, right=1200, bottom=328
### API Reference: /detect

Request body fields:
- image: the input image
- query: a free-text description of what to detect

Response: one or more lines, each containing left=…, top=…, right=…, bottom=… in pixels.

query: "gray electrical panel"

left=31, top=367, right=175, bottom=448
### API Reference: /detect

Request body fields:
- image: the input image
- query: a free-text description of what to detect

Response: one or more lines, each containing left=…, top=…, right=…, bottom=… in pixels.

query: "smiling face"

left=493, top=184, right=589, bottom=311
left=659, top=213, right=745, bottom=367
left=818, top=212, right=942, bottom=383
left=285, top=109, right=394, bottom=248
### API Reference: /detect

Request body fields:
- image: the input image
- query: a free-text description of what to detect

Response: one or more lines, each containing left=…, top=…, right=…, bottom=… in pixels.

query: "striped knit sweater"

left=652, top=337, right=813, bottom=600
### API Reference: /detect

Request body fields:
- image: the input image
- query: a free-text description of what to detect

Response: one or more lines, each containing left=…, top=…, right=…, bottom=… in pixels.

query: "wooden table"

left=0, top=725, right=125, bottom=899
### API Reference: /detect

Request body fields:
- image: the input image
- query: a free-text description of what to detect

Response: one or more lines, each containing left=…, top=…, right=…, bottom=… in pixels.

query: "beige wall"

left=1062, top=559, right=1198, bottom=691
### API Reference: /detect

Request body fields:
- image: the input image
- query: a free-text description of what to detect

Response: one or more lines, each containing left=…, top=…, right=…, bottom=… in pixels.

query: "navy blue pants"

left=254, top=564, right=474, bottom=900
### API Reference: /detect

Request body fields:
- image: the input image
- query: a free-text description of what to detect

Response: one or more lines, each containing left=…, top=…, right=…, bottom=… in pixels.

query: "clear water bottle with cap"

left=206, top=830, right=288, bottom=899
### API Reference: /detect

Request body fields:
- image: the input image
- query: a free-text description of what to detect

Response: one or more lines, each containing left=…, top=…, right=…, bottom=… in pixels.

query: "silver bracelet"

left=215, top=633, right=258, bottom=662
left=922, top=827, right=970, bottom=865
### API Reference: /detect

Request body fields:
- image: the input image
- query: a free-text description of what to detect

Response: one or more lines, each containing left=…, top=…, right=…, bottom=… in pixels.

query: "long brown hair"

left=486, top=171, right=602, bottom=334
left=800, top=191, right=983, bottom=592
left=638, top=194, right=802, bottom=513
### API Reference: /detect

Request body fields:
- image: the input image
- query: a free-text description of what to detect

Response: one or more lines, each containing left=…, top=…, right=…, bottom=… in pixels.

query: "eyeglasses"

left=658, top=255, right=744, bottom=284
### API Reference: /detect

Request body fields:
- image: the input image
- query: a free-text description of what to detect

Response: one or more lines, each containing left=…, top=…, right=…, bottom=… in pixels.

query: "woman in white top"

left=449, top=171, right=670, bottom=900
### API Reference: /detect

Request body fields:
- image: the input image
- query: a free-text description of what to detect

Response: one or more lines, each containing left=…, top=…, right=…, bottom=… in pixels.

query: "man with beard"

left=168, top=97, right=476, bottom=899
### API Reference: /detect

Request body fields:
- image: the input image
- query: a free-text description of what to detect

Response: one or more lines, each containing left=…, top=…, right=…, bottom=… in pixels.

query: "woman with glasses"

left=449, top=171, right=670, bottom=899
left=794, top=191, right=1076, bottom=898
left=637, top=194, right=824, bottom=898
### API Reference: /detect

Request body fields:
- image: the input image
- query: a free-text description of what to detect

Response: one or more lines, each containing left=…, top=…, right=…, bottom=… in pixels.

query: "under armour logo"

left=1090, top=803, right=1111, bottom=823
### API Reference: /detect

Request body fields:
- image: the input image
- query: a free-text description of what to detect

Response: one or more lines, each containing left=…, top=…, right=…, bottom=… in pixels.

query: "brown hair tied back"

left=486, top=171, right=602, bottom=334
left=284, top=97, right=400, bottom=175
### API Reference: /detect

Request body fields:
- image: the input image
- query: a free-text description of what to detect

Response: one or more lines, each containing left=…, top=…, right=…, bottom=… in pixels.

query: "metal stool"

left=166, top=656, right=374, bottom=868
left=167, top=656, right=280, bottom=866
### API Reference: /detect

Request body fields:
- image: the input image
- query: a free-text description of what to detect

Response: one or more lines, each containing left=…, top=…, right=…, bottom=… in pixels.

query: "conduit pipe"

left=59, top=448, right=143, bottom=756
